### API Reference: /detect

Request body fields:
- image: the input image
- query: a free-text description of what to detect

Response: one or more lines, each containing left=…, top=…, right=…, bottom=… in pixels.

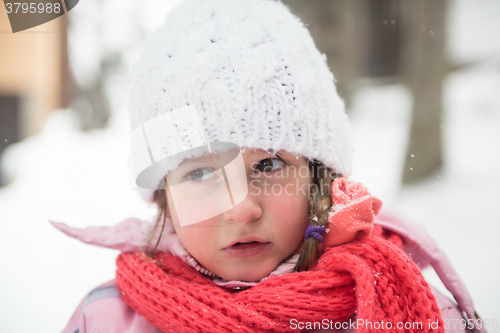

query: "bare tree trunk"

left=366, top=0, right=402, bottom=78
left=401, top=0, right=447, bottom=183
left=282, top=0, right=369, bottom=106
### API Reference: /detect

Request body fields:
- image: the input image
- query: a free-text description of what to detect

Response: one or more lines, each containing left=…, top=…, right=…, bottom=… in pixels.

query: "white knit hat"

left=128, top=0, right=353, bottom=203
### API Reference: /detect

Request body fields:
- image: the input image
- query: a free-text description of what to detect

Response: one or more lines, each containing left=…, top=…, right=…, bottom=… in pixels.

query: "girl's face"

left=165, top=148, right=312, bottom=282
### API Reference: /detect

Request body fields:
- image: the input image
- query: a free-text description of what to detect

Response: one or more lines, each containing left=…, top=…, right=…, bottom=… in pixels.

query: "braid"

left=294, top=159, right=338, bottom=272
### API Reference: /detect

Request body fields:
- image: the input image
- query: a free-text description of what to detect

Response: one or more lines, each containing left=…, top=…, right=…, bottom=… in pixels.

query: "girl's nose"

left=222, top=192, right=262, bottom=224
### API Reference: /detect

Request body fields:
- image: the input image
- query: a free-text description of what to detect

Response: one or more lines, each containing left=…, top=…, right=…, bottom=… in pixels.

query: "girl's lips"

left=223, top=242, right=270, bottom=257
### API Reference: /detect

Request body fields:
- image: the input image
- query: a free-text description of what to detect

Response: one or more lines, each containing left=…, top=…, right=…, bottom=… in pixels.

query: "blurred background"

left=0, top=0, right=499, bottom=331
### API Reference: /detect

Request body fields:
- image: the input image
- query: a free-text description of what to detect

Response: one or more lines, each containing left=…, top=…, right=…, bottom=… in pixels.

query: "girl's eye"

left=255, top=158, right=285, bottom=173
left=185, top=168, right=217, bottom=182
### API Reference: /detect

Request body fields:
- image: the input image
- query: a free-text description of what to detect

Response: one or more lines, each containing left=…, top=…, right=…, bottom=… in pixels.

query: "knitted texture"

left=116, top=232, right=443, bottom=333
left=128, top=0, right=352, bottom=202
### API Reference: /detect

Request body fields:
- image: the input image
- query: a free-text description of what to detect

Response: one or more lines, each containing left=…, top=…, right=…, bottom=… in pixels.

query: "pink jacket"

left=54, top=207, right=486, bottom=333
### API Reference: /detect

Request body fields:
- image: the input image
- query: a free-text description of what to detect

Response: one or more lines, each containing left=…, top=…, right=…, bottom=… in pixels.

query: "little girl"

left=53, top=0, right=486, bottom=332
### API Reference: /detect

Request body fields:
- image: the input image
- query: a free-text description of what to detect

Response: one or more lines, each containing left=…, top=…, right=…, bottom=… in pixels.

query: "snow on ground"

left=0, top=0, right=499, bottom=332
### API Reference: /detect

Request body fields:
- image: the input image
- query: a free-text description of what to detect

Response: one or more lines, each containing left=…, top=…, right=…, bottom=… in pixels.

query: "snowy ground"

left=1, top=0, right=499, bottom=332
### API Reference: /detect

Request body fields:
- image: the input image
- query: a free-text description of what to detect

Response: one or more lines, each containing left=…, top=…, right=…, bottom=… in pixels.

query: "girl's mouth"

left=223, top=241, right=270, bottom=257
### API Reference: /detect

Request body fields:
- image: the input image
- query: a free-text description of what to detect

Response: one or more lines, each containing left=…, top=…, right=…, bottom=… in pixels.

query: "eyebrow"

left=273, top=151, right=286, bottom=162
left=266, top=149, right=287, bottom=163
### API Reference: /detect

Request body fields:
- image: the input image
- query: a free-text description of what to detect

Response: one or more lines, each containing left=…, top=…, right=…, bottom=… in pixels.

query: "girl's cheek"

left=176, top=229, right=205, bottom=258
left=176, top=218, right=218, bottom=248
left=267, top=180, right=309, bottom=229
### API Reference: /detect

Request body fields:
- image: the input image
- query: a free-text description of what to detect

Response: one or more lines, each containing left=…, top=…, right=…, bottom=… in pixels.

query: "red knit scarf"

left=115, top=229, right=443, bottom=333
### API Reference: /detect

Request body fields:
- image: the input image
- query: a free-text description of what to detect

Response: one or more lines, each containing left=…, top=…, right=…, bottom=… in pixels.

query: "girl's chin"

left=217, top=264, right=275, bottom=282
